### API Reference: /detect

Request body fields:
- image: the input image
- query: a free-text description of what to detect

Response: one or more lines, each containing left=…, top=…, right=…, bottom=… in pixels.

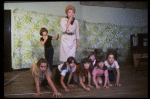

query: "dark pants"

left=45, top=47, right=54, bottom=72
left=64, top=72, right=74, bottom=85
left=55, top=68, right=74, bottom=87
left=108, top=70, right=115, bottom=81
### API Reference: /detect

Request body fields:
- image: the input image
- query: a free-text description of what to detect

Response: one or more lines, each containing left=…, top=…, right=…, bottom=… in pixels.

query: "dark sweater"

left=40, top=36, right=52, bottom=49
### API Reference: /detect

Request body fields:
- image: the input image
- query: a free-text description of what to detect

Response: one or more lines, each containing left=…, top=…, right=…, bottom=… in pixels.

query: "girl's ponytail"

left=61, top=56, right=77, bottom=71
left=61, top=62, right=67, bottom=71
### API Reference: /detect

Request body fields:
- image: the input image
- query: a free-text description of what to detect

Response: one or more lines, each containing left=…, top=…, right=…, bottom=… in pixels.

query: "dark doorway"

left=4, top=10, right=13, bottom=72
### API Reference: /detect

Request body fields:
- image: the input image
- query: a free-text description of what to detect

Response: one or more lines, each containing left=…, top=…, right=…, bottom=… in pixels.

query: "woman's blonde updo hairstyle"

left=65, top=5, right=76, bottom=14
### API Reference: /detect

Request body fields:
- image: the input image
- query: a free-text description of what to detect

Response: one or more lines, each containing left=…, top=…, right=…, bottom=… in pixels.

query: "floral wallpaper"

left=12, top=8, right=148, bottom=69
left=85, top=22, right=148, bottom=62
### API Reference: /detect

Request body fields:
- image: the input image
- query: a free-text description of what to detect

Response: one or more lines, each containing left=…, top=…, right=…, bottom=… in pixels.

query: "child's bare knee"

left=99, top=80, right=102, bottom=85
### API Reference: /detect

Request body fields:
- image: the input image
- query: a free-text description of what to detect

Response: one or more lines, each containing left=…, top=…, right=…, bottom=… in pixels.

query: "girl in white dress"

left=60, top=5, right=80, bottom=62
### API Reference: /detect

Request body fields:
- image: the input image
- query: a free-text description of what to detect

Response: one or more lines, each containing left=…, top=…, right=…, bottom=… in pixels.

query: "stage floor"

left=4, top=62, right=148, bottom=98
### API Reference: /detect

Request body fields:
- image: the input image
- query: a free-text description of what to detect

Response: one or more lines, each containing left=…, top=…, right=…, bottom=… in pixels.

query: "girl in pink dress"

left=92, top=59, right=109, bottom=89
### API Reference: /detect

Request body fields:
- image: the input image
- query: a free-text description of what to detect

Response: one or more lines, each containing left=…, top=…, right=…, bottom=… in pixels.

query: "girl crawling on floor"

left=54, top=56, right=77, bottom=92
left=30, top=58, right=62, bottom=97
left=92, top=58, right=109, bottom=89
left=74, top=57, right=93, bottom=91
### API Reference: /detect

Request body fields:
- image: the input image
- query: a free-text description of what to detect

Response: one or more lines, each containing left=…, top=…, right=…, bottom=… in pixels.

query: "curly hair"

left=40, top=28, right=48, bottom=36
left=37, top=58, right=49, bottom=69
left=65, top=5, right=76, bottom=14
left=31, top=58, right=51, bottom=78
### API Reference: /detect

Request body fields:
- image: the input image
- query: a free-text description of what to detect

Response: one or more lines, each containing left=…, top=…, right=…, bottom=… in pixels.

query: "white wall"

left=4, top=1, right=82, bottom=19
left=4, top=1, right=148, bottom=31
left=82, top=5, right=148, bottom=26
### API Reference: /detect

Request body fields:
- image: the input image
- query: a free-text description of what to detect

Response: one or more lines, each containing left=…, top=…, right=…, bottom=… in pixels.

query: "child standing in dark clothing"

left=40, top=28, right=59, bottom=73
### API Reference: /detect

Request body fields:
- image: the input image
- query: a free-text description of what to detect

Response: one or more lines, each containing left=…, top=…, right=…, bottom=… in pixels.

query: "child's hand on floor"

left=33, top=92, right=43, bottom=97
left=53, top=92, right=62, bottom=98
left=108, top=83, right=113, bottom=86
left=87, top=84, right=93, bottom=88
left=96, top=85, right=101, bottom=89
left=65, top=88, right=69, bottom=92
left=115, top=83, right=121, bottom=86
left=67, top=84, right=74, bottom=88
left=103, top=85, right=109, bottom=89
left=85, top=87, right=90, bottom=91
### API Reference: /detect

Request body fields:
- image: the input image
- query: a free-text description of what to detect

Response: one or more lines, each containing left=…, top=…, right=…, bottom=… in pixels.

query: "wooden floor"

left=4, top=62, right=148, bottom=98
